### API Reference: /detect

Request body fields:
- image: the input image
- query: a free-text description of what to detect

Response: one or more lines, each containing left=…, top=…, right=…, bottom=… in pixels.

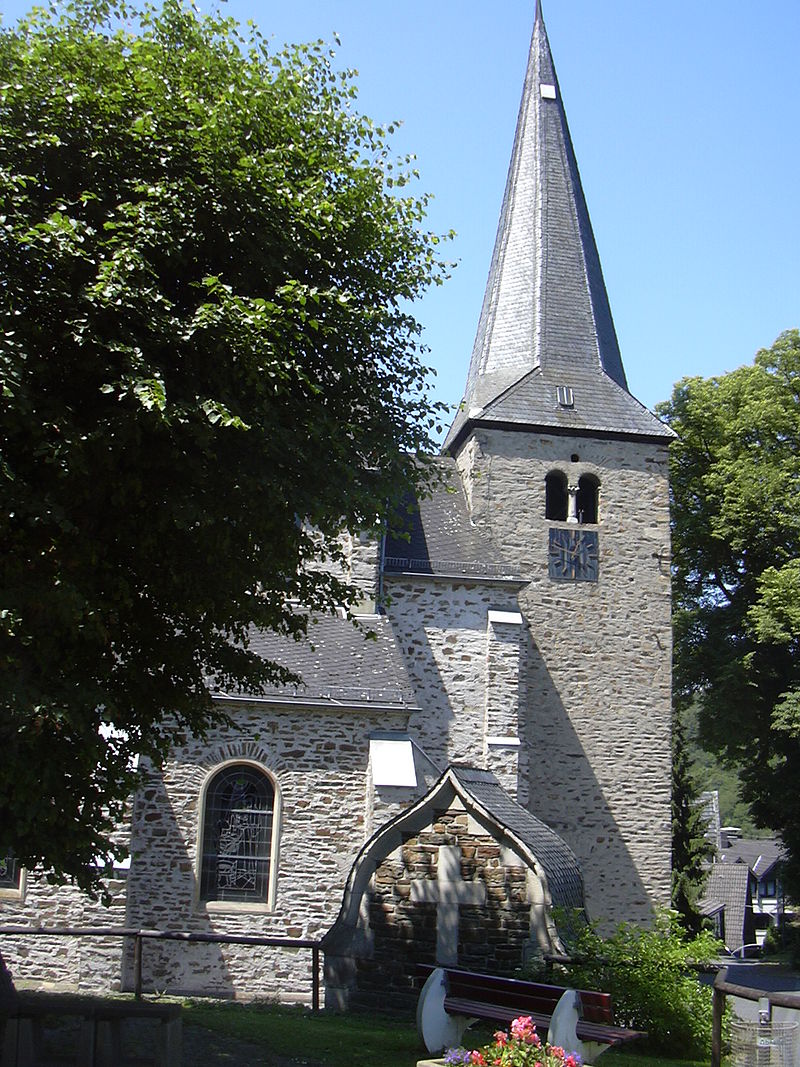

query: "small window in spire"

left=557, top=385, right=574, bottom=408
left=540, top=84, right=557, bottom=100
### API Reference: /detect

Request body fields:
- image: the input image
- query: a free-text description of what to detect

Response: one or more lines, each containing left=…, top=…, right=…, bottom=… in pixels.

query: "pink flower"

left=511, top=1016, right=536, bottom=1041
left=550, top=1047, right=566, bottom=1060
left=493, top=1031, right=508, bottom=1047
left=470, top=1052, right=486, bottom=1066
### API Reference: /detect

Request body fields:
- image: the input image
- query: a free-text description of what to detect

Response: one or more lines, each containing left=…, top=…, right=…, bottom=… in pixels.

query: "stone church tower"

left=0, top=3, right=674, bottom=1007
left=441, top=2, right=675, bottom=925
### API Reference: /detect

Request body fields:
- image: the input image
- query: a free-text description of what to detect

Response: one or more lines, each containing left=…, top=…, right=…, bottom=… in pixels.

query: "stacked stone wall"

left=382, top=581, right=521, bottom=773
left=453, top=428, right=672, bottom=925
left=0, top=874, right=129, bottom=993
left=349, top=808, right=534, bottom=1013
left=2, top=702, right=421, bottom=1000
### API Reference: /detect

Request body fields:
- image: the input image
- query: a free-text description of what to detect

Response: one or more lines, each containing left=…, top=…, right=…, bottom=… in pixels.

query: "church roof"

left=448, top=766, right=584, bottom=910
left=215, top=614, right=418, bottom=709
left=384, top=459, right=521, bottom=580
left=444, top=3, right=673, bottom=451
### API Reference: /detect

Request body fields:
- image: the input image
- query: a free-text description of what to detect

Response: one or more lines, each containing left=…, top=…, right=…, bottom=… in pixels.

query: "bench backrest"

left=442, top=968, right=613, bottom=1026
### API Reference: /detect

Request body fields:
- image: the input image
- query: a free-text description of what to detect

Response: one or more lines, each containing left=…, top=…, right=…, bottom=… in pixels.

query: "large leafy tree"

left=0, top=1, right=448, bottom=889
left=658, top=330, right=800, bottom=893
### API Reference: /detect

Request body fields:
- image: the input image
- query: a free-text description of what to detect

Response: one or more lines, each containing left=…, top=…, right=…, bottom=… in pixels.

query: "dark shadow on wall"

left=517, top=627, right=668, bottom=928
left=124, top=763, right=235, bottom=997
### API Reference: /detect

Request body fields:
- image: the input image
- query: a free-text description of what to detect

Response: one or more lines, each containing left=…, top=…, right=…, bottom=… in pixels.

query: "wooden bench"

left=416, top=965, right=646, bottom=1056
left=0, top=956, right=181, bottom=1067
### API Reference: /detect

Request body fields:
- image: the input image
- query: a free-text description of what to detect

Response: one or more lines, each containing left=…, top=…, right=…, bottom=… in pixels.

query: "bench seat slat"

left=429, top=965, right=645, bottom=1052
left=444, top=996, right=645, bottom=1047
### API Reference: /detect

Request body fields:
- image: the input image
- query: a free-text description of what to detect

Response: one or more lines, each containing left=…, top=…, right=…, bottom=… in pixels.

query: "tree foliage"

left=0, top=0, right=449, bottom=888
left=658, top=329, right=800, bottom=894
left=671, top=711, right=714, bottom=934
left=554, top=911, right=722, bottom=1056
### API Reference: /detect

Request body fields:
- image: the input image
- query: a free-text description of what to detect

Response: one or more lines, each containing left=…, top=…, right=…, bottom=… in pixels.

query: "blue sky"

left=3, top=0, right=798, bottom=422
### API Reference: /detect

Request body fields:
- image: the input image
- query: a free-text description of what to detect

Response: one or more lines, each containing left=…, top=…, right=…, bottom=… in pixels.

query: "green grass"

left=182, top=1001, right=709, bottom=1067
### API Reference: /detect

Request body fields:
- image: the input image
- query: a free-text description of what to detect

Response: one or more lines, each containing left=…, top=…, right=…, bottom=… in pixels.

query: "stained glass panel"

left=200, top=766, right=274, bottom=903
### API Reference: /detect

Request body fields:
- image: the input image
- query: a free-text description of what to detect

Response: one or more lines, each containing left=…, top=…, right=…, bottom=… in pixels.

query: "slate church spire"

left=444, top=3, right=672, bottom=451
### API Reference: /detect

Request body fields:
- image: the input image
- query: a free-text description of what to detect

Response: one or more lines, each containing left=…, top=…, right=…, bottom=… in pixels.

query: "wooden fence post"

left=712, top=983, right=725, bottom=1067
left=312, top=945, right=320, bottom=1013
left=133, top=934, right=143, bottom=1000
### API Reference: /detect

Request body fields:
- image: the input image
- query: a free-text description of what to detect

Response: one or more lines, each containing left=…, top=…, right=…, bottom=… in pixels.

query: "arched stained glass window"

left=200, top=764, right=275, bottom=904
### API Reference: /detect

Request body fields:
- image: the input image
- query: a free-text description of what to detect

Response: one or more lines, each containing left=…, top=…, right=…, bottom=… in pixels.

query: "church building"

left=1, top=3, right=674, bottom=1009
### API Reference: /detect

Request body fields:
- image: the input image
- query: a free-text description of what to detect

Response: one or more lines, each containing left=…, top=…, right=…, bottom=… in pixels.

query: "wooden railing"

left=712, top=966, right=800, bottom=1067
left=0, top=925, right=322, bottom=1010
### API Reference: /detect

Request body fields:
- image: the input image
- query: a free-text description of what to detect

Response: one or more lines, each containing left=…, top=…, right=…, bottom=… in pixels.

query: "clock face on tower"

left=548, top=528, right=599, bottom=582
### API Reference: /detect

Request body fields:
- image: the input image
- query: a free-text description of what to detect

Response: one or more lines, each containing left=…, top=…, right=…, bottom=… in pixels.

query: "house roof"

left=215, top=614, right=418, bottom=710
left=384, top=458, right=520, bottom=580
left=443, top=3, right=672, bottom=451
left=719, top=838, right=785, bottom=880
left=700, top=863, right=752, bottom=952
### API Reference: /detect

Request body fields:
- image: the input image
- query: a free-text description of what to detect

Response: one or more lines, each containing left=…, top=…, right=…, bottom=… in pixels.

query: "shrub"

left=546, top=910, right=723, bottom=1057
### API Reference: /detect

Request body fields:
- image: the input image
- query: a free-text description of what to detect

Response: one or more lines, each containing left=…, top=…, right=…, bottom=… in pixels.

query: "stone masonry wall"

left=348, top=807, right=536, bottom=1013
left=1, top=702, right=418, bottom=1000
left=121, top=703, right=412, bottom=999
left=0, top=840, right=131, bottom=993
left=454, top=427, right=673, bottom=925
left=382, top=579, right=523, bottom=778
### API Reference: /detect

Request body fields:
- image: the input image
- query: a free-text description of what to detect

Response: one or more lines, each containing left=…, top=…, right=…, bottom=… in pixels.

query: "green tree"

left=658, top=329, right=800, bottom=894
left=671, top=711, right=714, bottom=934
left=555, top=910, right=722, bottom=1056
left=0, top=1, right=448, bottom=889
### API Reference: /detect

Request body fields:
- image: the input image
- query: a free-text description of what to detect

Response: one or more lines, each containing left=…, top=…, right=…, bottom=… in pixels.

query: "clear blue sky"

left=3, top=0, right=798, bottom=421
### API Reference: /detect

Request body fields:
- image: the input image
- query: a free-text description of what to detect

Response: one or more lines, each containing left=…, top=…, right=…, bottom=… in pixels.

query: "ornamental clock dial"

left=548, top=528, right=599, bottom=582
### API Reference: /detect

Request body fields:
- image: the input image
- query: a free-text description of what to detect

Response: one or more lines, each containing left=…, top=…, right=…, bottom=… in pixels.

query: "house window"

left=0, top=849, right=20, bottom=890
left=0, top=847, right=25, bottom=900
left=199, top=764, right=276, bottom=905
left=545, top=471, right=568, bottom=520
left=576, top=474, right=599, bottom=524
